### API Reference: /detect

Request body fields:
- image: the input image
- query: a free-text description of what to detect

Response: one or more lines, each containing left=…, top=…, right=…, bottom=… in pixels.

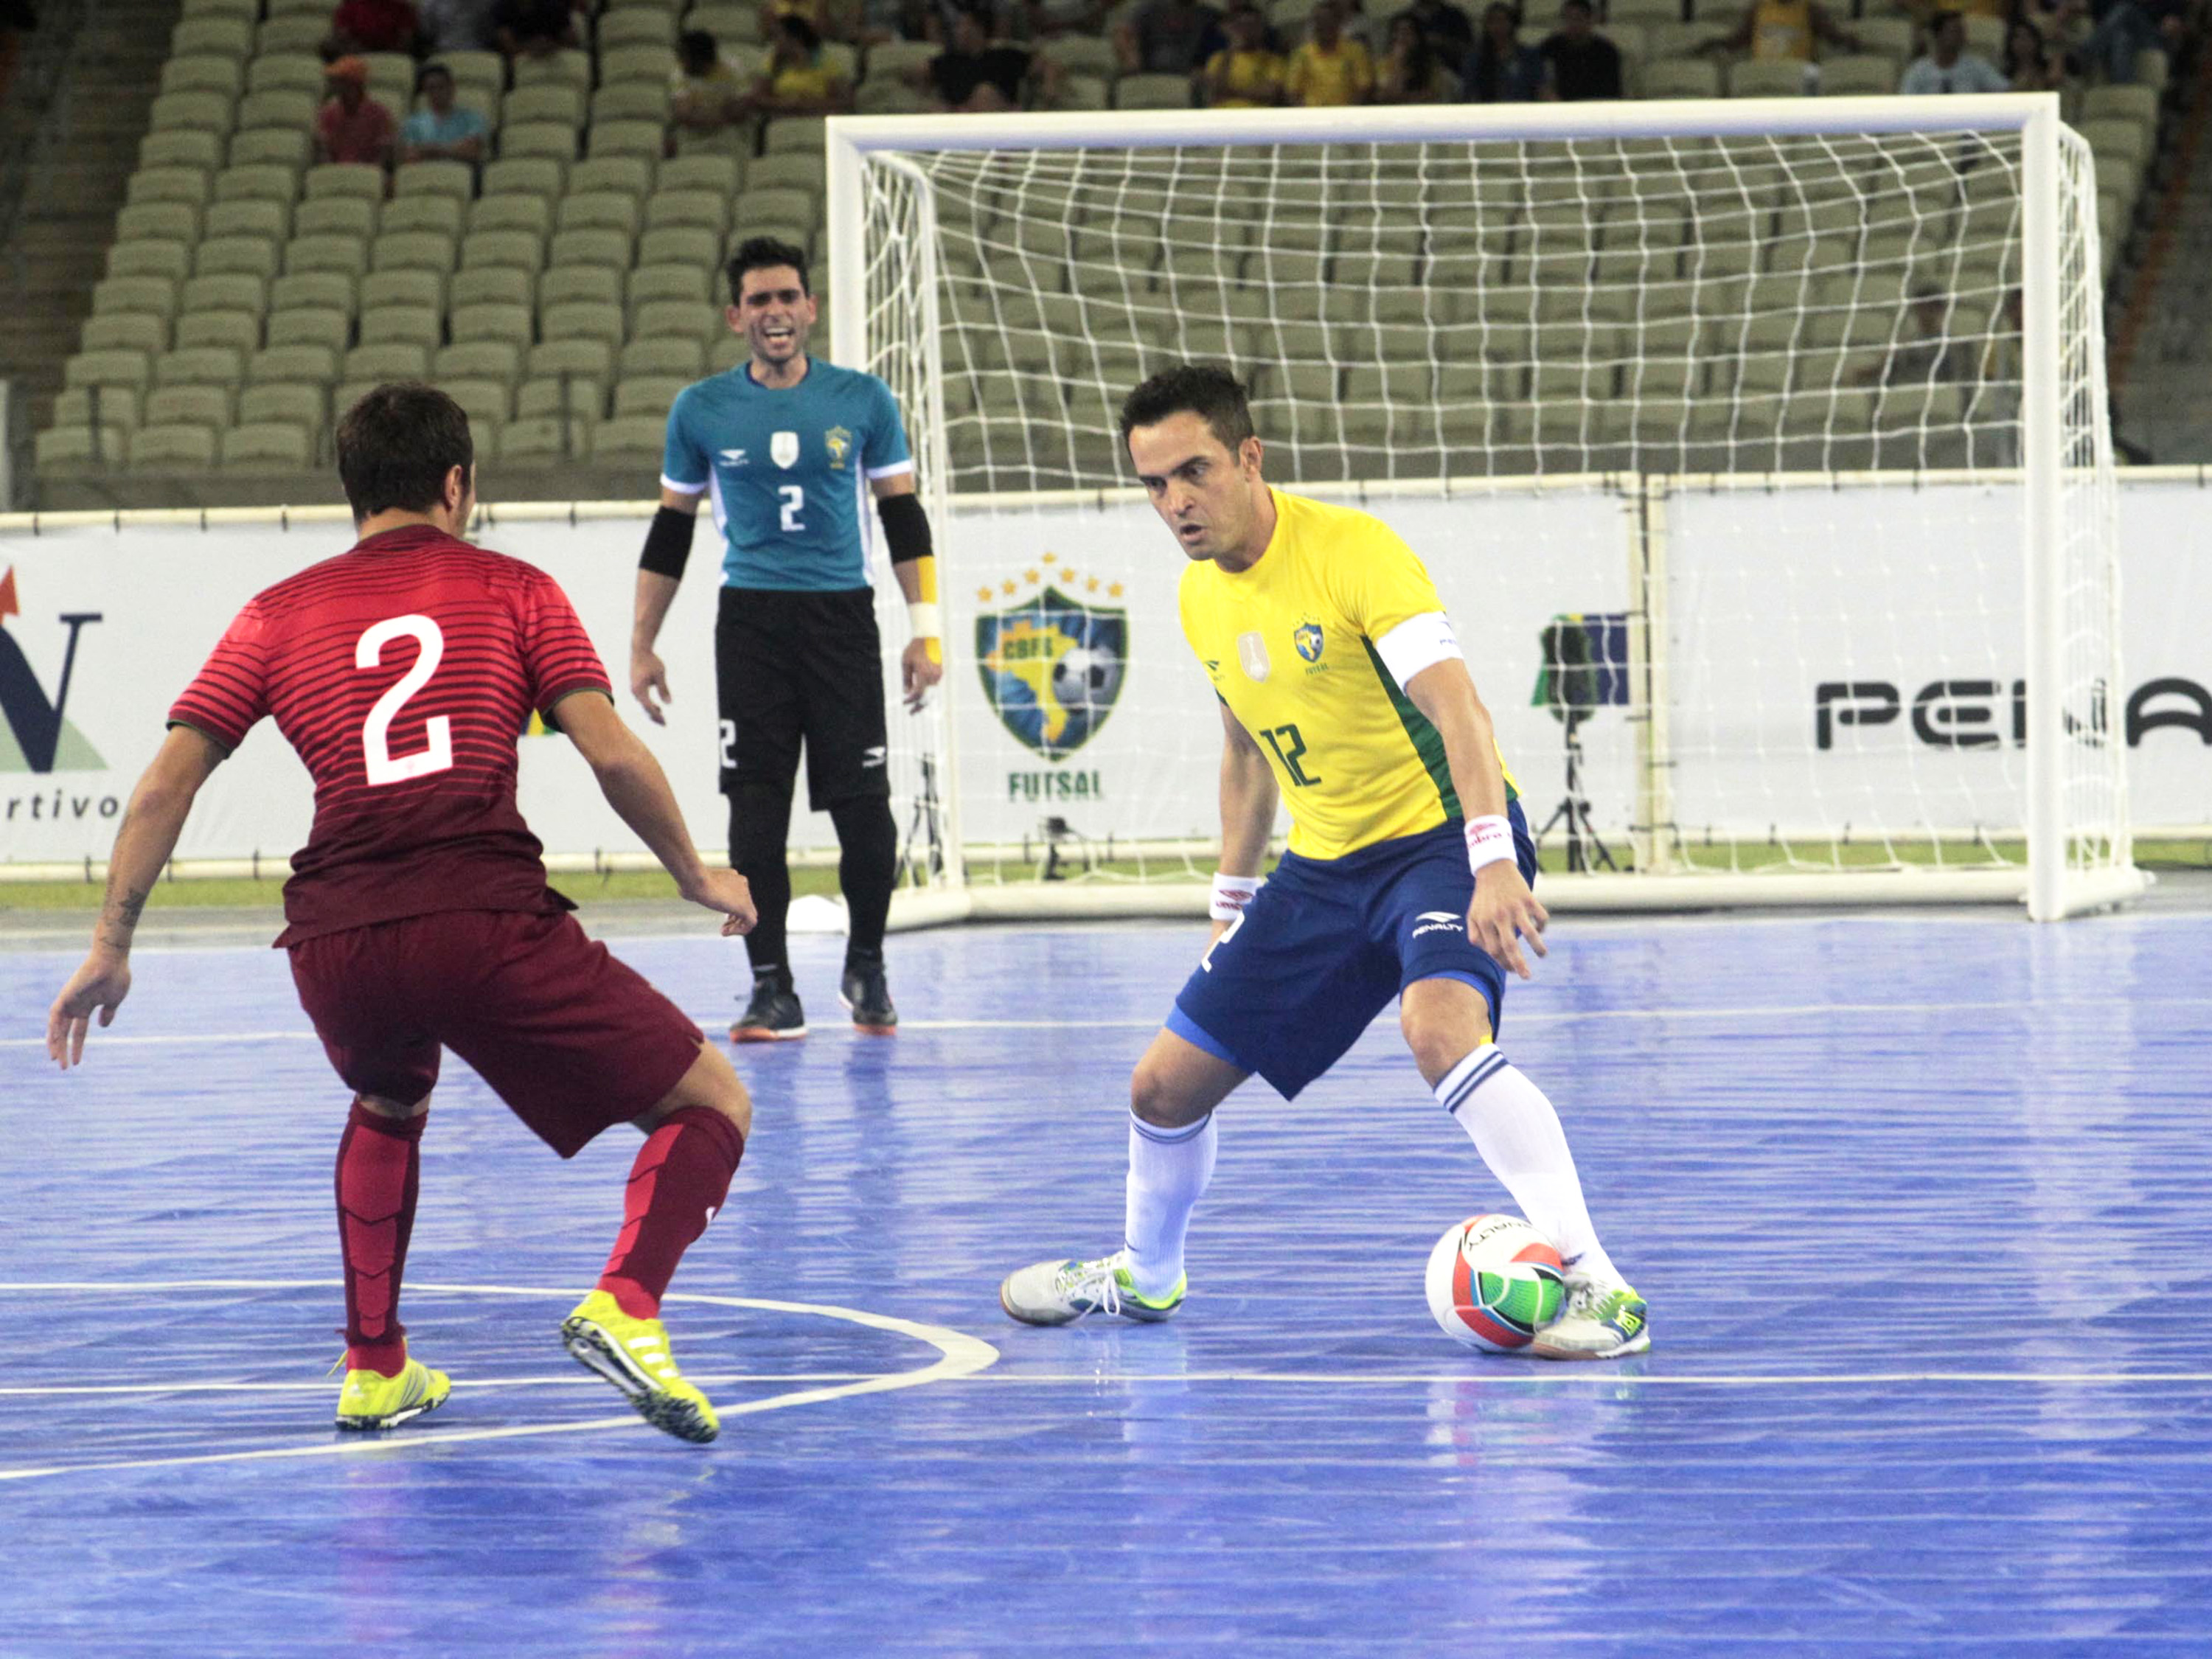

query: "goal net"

left=831, top=100, right=2143, bottom=922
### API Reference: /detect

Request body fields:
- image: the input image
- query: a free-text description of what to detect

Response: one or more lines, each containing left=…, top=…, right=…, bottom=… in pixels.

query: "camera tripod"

left=1533, top=711, right=1616, bottom=874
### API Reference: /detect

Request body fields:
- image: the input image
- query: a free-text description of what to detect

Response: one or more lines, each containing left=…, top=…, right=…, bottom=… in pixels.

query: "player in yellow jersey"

left=1000, top=366, right=1647, bottom=1360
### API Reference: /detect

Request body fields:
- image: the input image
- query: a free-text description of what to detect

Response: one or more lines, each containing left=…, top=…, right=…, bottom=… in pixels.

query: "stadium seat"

left=441, top=51, right=507, bottom=100
left=599, top=42, right=674, bottom=86
left=265, top=307, right=349, bottom=353
left=246, top=52, right=326, bottom=95
left=459, top=229, right=547, bottom=273
left=360, top=305, right=444, bottom=348
left=654, top=156, right=736, bottom=197
left=687, top=3, right=760, bottom=43
left=237, top=89, right=316, bottom=133
left=1818, top=55, right=1897, bottom=97
left=588, top=414, right=665, bottom=462
left=588, top=120, right=665, bottom=162
left=598, top=10, right=674, bottom=49
left=515, top=375, right=604, bottom=419
left=549, top=228, right=634, bottom=271
left=631, top=299, right=713, bottom=343
left=540, top=302, right=625, bottom=352
left=253, top=14, right=327, bottom=54
left=220, top=423, right=315, bottom=470
left=383, top=195, right=466, bottom=240
left=439, top=376, right=514, bottom=428
left=271, top=271, right=358, bottom=316
left=171, top=15, right=251, bottom=58
left=330, top=380, right=384, bottom=421
left=204, top=198, right=291, bottom=242
left=129, top=167, right=214, bottom=211
left=305, top=164, right=386, bottom=204
left=52, top=383, right=142, bottom=431
left=591, top=83, right=671, bottom=126
left=1641, top=57, right=1720, bottom=99
left=195, top=236, right=282, bottom=282
left=628, top=263, right=712, bottom=314
left=146, top=384, right=237, bottom=427
left=128, top=422, right=221, bottom=471
left=214, top=164, right=299, bottom=209
left=450, top=266, right=535, bottom=310
left=293, top=196, right=378, bottom=241
left=141, top=129, right=223, bottom=172
left=570, top=156, right=658, bottom=199
left=434, top=341, right=523, bottom=385
left=512, top=48, right=591, bottom=90
left=175, top=310, right=261, bottom=354
left=648, top=189, right=731, bottom=237
left=501, top=122, right=582, bottom=167
left=153, top=347, right=243, bottom=391
left=483, top=157, right=568, bottom=199
left=615, top=347, right=700, bottom=389
left=36, top=425, right=129, bottom=469
left=2081, top=118, right=2151, bottom=171
left=505, top=83, right=588, bottom=128
left=228, top=129, right=311, bottom=172
left=372, top=232, right=460, bottom=276
left=526, top=338, right=612, bottom=389
left=639, top=226, right=720, bottom=270
left=558, top=192, right=642, bottom=236
left=341, top=343, right=431, bottom=386
left=82, top=310, right=170, bottom=358
left=93, top=274, right=179, bottom=322
left=449, top=302, right=533, bottom=348
left=762, top=117, right=826, bottom=156
left=117, top=200, right=200, bottom=243
left=1114, top=74, right=1191, bottom=110
left=538, top=265, right=622, bottom=312
left=470, top=196, right=553, bottom=238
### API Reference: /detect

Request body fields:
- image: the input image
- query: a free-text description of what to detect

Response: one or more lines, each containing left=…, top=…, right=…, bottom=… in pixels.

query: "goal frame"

left=825, top=95, right=2147, bottom=922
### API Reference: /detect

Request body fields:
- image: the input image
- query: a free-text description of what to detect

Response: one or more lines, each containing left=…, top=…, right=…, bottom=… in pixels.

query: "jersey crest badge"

left=975, top=584, right=1127, bottom=759
left=824, top=426, right=853, bottom=470
left=771, top=430, right=800, bottom=469
left=1293, top=622, right=1324, bottom=664
left=1237, top=630, right=1270, bottom=683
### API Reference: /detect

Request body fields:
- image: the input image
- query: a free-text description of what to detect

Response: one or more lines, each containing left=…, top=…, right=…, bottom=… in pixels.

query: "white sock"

left=1123, top=1110, right=1217, bottom=1298
left=1434, top=1046, right=1621, bottom=1284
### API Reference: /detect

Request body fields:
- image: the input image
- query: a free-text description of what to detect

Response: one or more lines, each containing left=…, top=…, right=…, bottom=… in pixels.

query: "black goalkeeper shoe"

left=730, top=973, right=807, bottom=1043
left=840, top=954, right=898, bottom=1036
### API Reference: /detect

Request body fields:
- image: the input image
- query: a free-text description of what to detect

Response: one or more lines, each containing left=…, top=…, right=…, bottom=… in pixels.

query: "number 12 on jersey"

left=1259, top=723, right=1321, bottom=787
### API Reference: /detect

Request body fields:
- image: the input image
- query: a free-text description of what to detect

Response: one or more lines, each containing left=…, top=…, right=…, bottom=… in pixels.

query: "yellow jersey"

left=1178, top=489, right=1517, bottom=862
left=1284, top=38, right=1374, bottom=108
left=1206, top=46, right=1287, bottom=108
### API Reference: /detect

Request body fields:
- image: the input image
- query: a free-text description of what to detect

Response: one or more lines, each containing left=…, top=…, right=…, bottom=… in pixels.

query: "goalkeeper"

left=631, top=235, right=943, bottom=1042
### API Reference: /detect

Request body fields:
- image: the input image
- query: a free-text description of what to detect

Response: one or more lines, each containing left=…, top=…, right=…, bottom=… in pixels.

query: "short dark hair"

left=414, top=60, right=452, bottom=93
left=779, top=14, right=821, bottom=51
left=335, top=382, right=473, bottom=521
left=1929, top=7, right=1961, bottom=28
left=727, top=235, right=811, bottom=306
left=678, top=28, right=717, bottom=68
left=1118, top=363, right=1255, bottom=453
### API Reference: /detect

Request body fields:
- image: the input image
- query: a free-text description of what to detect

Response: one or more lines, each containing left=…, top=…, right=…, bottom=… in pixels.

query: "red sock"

left=597, top=1107, right=745, bottom=1320
left=335, top=1102, right=425, bottom=1377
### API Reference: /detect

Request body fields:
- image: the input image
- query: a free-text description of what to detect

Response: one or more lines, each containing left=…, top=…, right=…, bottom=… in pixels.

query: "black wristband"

left=877, top=491, right=933, bottom=565
left=639, top=505, right=695, bottom=580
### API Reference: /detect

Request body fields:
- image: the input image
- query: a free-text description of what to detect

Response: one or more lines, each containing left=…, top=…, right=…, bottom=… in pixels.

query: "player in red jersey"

left=45, top=383, right=756, bottom=1445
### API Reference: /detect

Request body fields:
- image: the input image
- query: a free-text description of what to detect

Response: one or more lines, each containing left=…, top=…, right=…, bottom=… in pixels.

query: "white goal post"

left=827, top=94, right=2147, bottom=923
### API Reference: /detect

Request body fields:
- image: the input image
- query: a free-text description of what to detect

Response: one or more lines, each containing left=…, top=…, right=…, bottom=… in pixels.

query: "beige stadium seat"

left=570, top=156, right=658, bottom=199
left=215, top=162, right=299, bottom=207
left=382, top=195, right=465, bottom=240
left=505, top=83, right=587, bottom=127
left=94, top=275, right=179, bottom=321
left=372, top=232, right=459, bottom=276
left=295, top=196, right=378, bottom=240
left=305, top=164, right=386, bottom=204
left=1113, top=73, right=1189, bottom=111
left=1818, top=55, right=1896, bottom=97
left=597, top=9, right=673, bottom=49
left=175, top=310, right=262, bottom=354
left=83, top=313, right=170, bottom=355
left=515, top=375, right=604, bottom=419
left=128, top=423, right=221, bottom=471
left=501, top=122, right=582, bottom=167
left=37, top=425, right=130, bottom=470
left=483, top=157, right=567, bottom=199
left=363, top=51, right=415, bottom=108
left=589, top=415, right=666, bottom=462
left=271, top=271, right=357, bottom=315
left=588, top=119, right=664, bottom=162
left=359, top=305, right=444, bottom=348
left=512, top=47, right=591, bottom=90
left=237, top=89, right=317, bottom=133
left=599, top=42, right=674, bottom=85
left=1641, top=57, right=1720, bottom=99
left=550, top=228, right=637, bottom=271
left=647, top=189, right=730, bottom=237
left=558, top=192, right=642, bottom=236
left=2081, top=117, right=2151, bottom=172
left=442, top=50, right=506, bottom=97
left=470, top=195, right=552, bottom=238
left=108, top=240, right=192, bottom=283
left=631, top=300, right=713, bottom=343
left=254, top=13, right=326, bottom=54
left=118, top=200, right=200, bottom=243
left=1727, top=59, right=1807, bottom=97
left=527, top=338, right=613, bottom=383
left=344, top=342, right=431, bottom=381
left=204, top=198, right=291, bottom=242
left=437, top=377, right=514, bottom=428
left=628, top=263, right=712, bottom=316
left=147, top=384, right=237, bottom=427
left=246, top=52, right=326, bottom=95
left=2084, top=83, right=2158, bottom=132
left=538, top=265, right=622, bottom=311
left=614, top=352, right=698, bottom=395
left=227, top=128, right=311, bottom=172
left=745, top=152, right=821, bottom=197
left=654, top=155, right=736, bottom=197
left=141, top=129, right=223, bottom=171
left=499, top=414, right=587, bottom=459
left=52, top=384, right=142, bottom=431
left=687, top=3, right=759, bottom=42
left=220, top=423, right=314, bottom=470
left=195, top=236, right=282, bottom=282
left=265, top=307, right=349, bottom=353
left=449, top=302, right=533, bottom=349
left=459, top=229, right=546, bottom=273
left=450, top=266, right=535, bottom=310
left=709, top=333, right=748, bottom=372
left=161, top=54, right=244, bottom=97
left=434, top=341, right=524, bottom=385
left=761, top=116, right=825, bottom=156
left=129, top=166, right=214, bottom=210
left=540, top=302, right=625, bottom=350
left=651, top=225, right=731, bottom=271
left=331, top=380, right=384, bottom=420
left=172, top=15, right=252, bottom=57
left=145, top=341, right=238, bottom=386
left=591, top=83, right=670, bottom=126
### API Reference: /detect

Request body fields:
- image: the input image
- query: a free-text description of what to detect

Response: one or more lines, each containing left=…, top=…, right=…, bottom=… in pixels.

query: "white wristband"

left=1465, top=814, right=1514, bottom=876
left=908, top=602, right=942, bottom=638
left=1209, top=872, right=1262, bottom=921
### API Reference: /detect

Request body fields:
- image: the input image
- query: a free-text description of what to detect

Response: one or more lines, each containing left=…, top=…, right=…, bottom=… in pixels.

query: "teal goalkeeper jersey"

left=660, top=357, right=915, bottom=593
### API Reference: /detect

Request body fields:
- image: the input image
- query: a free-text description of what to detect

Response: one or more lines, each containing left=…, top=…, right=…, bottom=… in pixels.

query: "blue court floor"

left=2, top=904, right=2208, bottom=1656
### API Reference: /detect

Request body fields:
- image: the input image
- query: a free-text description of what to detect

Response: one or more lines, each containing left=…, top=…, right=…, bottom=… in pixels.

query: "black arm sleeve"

left=876, top=491, right=934, bottom=566
left=639, top=505, right=696, bottom=580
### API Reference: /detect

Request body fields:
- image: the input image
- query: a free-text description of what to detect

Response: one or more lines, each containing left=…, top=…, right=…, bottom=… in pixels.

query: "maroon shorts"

left=287, top=909, right=704, bottom=1158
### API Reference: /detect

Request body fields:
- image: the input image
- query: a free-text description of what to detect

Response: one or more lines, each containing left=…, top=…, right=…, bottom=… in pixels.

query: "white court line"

left=0, top=1279, right=998, bottom=1484
left=7, top=994, right=2209, bottom=1053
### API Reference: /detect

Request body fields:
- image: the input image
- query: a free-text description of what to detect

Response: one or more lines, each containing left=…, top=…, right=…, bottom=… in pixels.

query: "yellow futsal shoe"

left=560, top=1290, right=720, bottom=1445
left=334, top=1355, right=451, bottom=1432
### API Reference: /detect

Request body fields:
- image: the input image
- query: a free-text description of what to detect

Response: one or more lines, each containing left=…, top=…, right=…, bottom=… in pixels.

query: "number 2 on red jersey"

left=356, top=614, right=454, bottom=787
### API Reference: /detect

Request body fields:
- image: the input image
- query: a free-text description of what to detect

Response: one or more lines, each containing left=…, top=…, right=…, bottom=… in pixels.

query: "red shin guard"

left=335, top=1102, right=425, bottom=1377
left=597, top=1106, right=745, bottom=1320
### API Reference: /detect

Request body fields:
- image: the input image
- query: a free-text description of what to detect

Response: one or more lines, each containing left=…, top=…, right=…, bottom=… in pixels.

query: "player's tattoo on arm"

left=96, top=863, right=151, bottom=953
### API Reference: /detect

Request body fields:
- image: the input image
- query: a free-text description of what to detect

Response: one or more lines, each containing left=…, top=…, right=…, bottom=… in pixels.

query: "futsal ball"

left=1051, top=645, right=1123, bottom=714
left=1425, top=1213, right=1567, bottom=1352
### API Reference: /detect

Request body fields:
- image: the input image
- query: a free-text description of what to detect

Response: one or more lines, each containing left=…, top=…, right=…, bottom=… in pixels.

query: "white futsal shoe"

left=1531, top=1275, right=1651, bottom=1360
left=999, top=1248, right=1186, bottom=1326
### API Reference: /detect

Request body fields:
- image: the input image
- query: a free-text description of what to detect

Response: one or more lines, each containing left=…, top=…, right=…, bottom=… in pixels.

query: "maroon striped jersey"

left=168, top=525, right=613, bottom=944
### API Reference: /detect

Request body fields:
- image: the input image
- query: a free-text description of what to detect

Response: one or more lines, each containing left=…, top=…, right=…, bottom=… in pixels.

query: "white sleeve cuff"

left=1374, top=612, right=1464, bottom=688
left=864, top=459, right=917, bottom=481
left=661, top=474, right=708, bottom=495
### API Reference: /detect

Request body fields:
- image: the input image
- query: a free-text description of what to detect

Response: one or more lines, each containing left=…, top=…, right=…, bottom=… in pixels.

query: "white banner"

left=3, top=473, right=2207, bottom=869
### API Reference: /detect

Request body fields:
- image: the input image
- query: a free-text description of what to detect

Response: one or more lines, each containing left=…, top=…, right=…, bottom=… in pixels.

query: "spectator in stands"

left=329, top=0, right=419, bottom=54
left=1200, top=3, right=1287, bottom=105
left=315, top=57, right=397, bottom=171
left=417, top=0, right=501, bottom=50
left=1285, top=0, right=1377, bottom=103
left=670, top=29, right=748, bottom=137
left=919, top=8, right=1054, bottom=108
left=402, top=62, right=487, bottom=165
left=492, top=0, right=579, bottom=59
left=1700, top=0, right=1860, bottom=63
left=1377, top=13, right=1454, bottom=97
left=740, top=15, right=854, bottom=115
left=2003, top=17, right=2065, bottom=88
left=1899, top=10, right=2008, bottom=91
left=1461, top=1, right=1548, bottom=100
left=1117, top=0, right=1225, bottom=75
left=1394, top=0, right=1474, bottom=74
left=1540, top=0, right=1619, bottom=98
left=2070, top=0, right=2187, bottom=84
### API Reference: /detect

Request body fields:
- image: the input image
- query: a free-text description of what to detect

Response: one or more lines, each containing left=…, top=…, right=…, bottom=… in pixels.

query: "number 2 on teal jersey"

left=779, top=485, right=805, bottom=532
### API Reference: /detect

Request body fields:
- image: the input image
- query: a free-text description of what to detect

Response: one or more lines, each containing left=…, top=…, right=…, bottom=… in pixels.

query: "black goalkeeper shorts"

left=714, top=585, right=891, bottom=811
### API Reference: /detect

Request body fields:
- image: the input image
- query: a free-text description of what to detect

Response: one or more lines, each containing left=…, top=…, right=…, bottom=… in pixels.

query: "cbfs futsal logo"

left=0, top=566, right=105, bottom=773
left=974, top=562, right=1127, bottom=762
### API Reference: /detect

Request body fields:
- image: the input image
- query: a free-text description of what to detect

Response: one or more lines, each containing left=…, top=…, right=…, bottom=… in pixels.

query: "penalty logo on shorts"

left=975, top=561, right=1127, bottom=760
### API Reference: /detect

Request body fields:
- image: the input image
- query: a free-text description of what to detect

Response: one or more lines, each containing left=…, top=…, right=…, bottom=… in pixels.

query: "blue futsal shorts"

left=1167, top=804, right=1540, bottom=1101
